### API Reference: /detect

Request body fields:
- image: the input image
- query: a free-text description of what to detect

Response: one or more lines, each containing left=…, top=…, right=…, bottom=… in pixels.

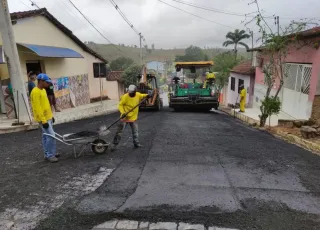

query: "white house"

left=226, top=60, right=255, bottom=107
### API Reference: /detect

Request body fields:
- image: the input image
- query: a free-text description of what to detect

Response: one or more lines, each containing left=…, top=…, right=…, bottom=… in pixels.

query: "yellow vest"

left=118, top=92, right=148, bottom=121
left=30, top=87, right=53, bottom=124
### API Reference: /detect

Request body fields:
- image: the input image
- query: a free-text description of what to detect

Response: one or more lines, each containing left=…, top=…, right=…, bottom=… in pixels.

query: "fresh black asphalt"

left=1, top=106, right=320, bottom=230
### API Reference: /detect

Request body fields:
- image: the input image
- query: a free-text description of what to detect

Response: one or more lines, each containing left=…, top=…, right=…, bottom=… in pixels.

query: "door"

left=282, top=63, right=312, bottom=119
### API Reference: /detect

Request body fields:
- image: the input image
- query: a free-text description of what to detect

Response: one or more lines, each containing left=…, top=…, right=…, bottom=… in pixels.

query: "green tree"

left=213, top=52, right=245, bottom=91
left=246, top=0, right=314, bottom=127
left=110, top=57, right=134, bottom=71
left=175, top=45, right=205, bottom=61
left=151, top=43, right=155, bottom=50
left=121, top=64, right=142, bottom=87
left=222, top=29, right=250, bottom=58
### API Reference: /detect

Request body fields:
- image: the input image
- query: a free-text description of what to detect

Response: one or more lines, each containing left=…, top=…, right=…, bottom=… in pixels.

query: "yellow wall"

left=105, top=81, right=120, bottom=100
left=0, top=16, right=109, bottom=98
left=0, top=64, right=8, bottom=80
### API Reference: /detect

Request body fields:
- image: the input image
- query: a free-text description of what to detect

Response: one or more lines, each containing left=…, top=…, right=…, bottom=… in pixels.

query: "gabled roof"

left=248, top=26, right=320, bottom=52
left=10, top=8, right=108, bottom=63
left=293, top=26, right=320, bottom=38
left=231, top=60, right=255, bottom=75
left=107, top=71, right=123, bottom=81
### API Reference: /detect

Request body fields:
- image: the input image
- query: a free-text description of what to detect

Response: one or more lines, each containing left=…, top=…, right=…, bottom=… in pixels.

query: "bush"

left=259, top=96, right=281, bottom=127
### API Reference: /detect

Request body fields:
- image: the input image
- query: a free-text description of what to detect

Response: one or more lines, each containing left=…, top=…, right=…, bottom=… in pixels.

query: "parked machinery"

left=136, top=65, right=163, bottom=111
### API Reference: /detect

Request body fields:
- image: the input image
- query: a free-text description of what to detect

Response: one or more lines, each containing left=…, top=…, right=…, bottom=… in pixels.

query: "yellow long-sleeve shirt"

left=119, top=92, right=148, bottom=122
left=240, top=88, right=247, bottom=101
left=30, top=87, right=53, bottom=124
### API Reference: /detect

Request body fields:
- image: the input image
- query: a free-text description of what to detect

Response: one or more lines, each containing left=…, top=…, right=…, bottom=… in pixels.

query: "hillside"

left=87, top=43, right=250, bottom=63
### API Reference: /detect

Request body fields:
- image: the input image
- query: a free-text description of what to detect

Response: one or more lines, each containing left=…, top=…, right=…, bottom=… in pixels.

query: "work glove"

left=120, top=113, right=127, bottom=119
left=42, top=123, right=49, bottom=129
left=52, top=117, right=55, bottom=124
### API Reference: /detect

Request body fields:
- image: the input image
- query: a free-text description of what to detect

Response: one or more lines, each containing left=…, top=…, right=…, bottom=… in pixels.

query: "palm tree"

left=222, top=29, right=250, bottom=58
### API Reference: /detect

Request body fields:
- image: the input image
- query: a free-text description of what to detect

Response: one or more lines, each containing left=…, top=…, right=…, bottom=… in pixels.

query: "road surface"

left=1, top=100, right=320, bottom=230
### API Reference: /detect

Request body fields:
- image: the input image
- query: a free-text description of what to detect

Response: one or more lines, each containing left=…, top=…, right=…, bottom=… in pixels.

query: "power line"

left=170, top=0, right=320, bottom=20
left=29, top=0, right=105, bottom=46
left=28, top=0, right=40, bottom=9
left=170, top=0, right=252, bottom=17
left=66, top=0, right=123, bottom=53
left=109, top=0, right=141, bottom=35
left=109, top=0, right=149, bottom=63
left=158, top=0, right=235, bottom=29
left=19, top=0, right=32, bottom=10
left=109, top=0, right=148, bottom=48
left=29, top=0, right=124, bottom=54
left=57, top=0, right=96, bottom=34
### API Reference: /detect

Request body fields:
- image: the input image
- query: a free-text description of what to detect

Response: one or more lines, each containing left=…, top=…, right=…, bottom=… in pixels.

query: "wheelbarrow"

left=43, top=96, right=150, bottom=158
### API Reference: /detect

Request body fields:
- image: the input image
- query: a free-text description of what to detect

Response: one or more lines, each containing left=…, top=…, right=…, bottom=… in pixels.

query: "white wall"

left=227, top=73, right=250, bottom=106
left=281, top=88, right=312, bottom=119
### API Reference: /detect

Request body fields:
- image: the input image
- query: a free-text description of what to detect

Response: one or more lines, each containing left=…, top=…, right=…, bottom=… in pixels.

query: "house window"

left=283, top=63, right=312, bottom=94
left=93, top=63, right=107, bottom=78
left=26, top=61, right=42, bottom=74
left=238, top=79, right=244, bottom=94
left=230, top=77, right=235, bottom=91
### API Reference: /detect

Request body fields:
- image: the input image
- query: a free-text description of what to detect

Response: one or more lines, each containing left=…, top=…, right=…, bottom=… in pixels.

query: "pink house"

left=250, top=27, right=320, bottom=120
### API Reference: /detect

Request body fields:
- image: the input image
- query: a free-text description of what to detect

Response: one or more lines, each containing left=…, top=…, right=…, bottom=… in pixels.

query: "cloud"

left=8, top=0, right=320, bottom=49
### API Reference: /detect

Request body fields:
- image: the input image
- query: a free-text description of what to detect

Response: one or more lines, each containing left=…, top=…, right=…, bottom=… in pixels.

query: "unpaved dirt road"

left=1, top=104, right=320, bottom=230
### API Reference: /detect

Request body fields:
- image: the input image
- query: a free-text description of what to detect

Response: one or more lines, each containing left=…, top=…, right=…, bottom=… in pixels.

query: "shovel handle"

left=106, top=96, right=149, bottom=130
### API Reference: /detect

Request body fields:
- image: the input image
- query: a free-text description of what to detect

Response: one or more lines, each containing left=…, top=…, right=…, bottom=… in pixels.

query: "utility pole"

left=275, top=16, right=280, bottom=35
left=139, top=33, right=143, bottom=65
left=0, top=0, right=31, bottom=123
left=251, top=31, right=254, bottom=60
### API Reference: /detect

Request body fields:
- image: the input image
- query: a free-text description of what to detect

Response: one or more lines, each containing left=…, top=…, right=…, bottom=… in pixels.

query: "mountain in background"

left=86, top=42, right=250, bottom=63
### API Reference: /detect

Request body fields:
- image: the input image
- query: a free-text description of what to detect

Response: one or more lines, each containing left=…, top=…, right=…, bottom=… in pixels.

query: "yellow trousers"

left=240, top=97, right=245, bottom=112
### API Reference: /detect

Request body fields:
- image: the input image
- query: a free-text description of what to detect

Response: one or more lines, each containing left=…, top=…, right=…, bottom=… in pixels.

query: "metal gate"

left=282, top=63, right=312, bottom=119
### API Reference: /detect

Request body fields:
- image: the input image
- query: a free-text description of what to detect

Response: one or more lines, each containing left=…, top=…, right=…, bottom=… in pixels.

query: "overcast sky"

left=8, top=0, right=320, bottom=49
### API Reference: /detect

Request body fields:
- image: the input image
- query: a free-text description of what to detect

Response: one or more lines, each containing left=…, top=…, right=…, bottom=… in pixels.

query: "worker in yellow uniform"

left=111, top=85, right=151, bottom=151
left=203, top=71, right=215, bottom=88
left=30, top=73, right=59, bottom=163
left=239, top=84, right=247, bottom=112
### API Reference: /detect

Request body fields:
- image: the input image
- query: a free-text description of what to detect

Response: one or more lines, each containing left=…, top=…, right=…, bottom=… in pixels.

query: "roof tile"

left=107, top=71, right=123, bottom=81
left=231, top=60, right=255, bottom=75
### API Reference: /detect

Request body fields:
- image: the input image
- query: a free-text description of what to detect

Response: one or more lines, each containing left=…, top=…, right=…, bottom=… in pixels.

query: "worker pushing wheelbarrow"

left=43, top=85, right=152, bottom=158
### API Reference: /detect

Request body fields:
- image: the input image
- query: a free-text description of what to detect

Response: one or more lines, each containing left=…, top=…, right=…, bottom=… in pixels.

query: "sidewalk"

left=0, top=100, right=118, bottom=134
left=220, top=106, right=295, bottom=127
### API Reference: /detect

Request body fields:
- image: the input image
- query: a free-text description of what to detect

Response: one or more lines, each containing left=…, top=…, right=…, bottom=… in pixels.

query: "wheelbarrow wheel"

left=92, top=139, right=108, bottom=155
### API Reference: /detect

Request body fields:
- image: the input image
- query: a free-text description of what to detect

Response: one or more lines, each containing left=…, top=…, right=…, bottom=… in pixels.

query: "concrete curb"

left=220, top=106, right=320, bottom=155
left=0, top=108, right=118, bottom=134
left=219, top=107, right=258, bottom=125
